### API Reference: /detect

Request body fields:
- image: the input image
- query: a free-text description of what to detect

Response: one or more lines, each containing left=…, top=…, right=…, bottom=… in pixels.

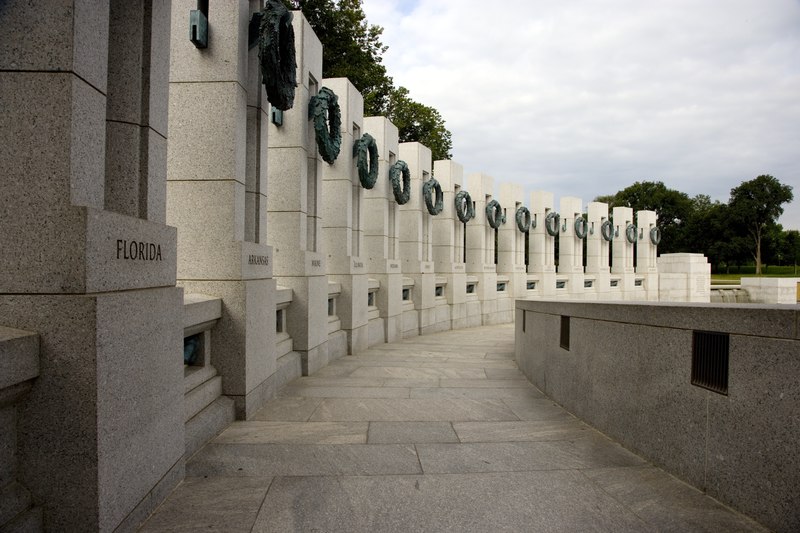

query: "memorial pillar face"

left=399, top=142, right=436, bottom=336
left=1, top=1, right=183, bottom=529
left=363, top=116, right=403, bottom=344
left=586, top=201, right=611, bottom=300
left=267, top=12, right=329, bottom=375
left=169, top=0, right=277, bottom=415
left=465, top=173, right=498, bottom=325
left=529, top=191, right=557, bottom=297
left=558, top=196, right=586, bottom=299
left=636, top=210, right=659, bottom=301
left=498, top=183, right=527, bottom=301
left=321, top=77, right=368, bottom=354
left=432, top=160, right=467, bottom=331
left=612, top=206, right=636, bottom=297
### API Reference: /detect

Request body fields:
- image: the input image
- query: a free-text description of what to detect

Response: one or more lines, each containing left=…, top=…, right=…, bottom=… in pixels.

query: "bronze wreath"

left=308, top=87, right=342, bottom=164
left=626, top=223, right=637, bottom=244
left=574, top=216, right=588, bottom=239
left=454, top=190, right=474, bottom=223
left=353, top=133, right=379, bottom=189
left=601, top=219, right=614, bottom=241
left=390, top=160, right=411, bottom=205
left=422, top=178, right=443, bottom=215
left=257, top=0, right=297, bottom=111
left=545, top=211, right=560, bottom=237
left=649, top=226, right=662, bottom=245
left=515, top=206, right=531, bottom=232
left=486, top=200, right=505, bottom=229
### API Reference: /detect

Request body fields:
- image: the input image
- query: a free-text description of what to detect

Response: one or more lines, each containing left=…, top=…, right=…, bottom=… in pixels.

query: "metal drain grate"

left=691, top=331, right=729, bottom=395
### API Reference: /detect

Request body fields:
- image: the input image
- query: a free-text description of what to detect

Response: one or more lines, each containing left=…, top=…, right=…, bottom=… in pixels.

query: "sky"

left=361, top=0, right=800, bottom=230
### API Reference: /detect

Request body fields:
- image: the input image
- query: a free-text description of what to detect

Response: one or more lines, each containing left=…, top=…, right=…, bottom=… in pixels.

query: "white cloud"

left=362, top=0, right=800, bottom=228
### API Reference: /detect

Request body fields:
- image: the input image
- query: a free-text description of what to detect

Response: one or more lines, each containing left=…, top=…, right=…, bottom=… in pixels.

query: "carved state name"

left=248, top=255, right=269, bottom=265
left=353, top=261, right=364, bottom=268
left=116, top=239, right=162, bottom=261
left=311, top=260, right=322, bottom=267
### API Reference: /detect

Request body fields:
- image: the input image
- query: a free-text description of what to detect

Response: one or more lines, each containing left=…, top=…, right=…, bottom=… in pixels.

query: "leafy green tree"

left=594, top=181, right=692, bottom=253
left=727, top=175, right=794, bottom=274
left=283, top=0, right=453, bottom=160
left=386, top=86, right=453, bottom=160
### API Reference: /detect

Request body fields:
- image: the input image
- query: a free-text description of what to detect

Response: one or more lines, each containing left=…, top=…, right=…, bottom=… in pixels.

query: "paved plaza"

left=140, top=324, right=765, bottom=532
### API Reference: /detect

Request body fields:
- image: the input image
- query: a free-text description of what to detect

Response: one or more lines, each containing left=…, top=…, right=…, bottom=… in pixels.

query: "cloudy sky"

left=361, top=0, right=800, bottom=230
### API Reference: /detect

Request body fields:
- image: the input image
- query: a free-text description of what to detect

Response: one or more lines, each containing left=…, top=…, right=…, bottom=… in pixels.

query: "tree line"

left=596, top=175, right=795, bottom=274
left=282, top=0, right=453, bottom=161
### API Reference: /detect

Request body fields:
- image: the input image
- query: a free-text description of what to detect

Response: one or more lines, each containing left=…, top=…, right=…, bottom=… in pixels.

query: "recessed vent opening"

left=435, top=286, right=444, bottom=297
left=526, top=281, right=536, bottom=290
left=560, top=316, right=570, bottom=351
left=402, top=288, right=410, bottom=301
left=691, top=331, right=729, bottom=395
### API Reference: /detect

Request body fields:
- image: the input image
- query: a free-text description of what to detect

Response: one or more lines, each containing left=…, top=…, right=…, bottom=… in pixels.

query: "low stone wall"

left=515, top=299, right=799, bottom=533
left=741, top=277, right=799, bottom=304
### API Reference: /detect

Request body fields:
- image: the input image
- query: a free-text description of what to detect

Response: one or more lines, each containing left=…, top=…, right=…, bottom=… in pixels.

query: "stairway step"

left=185, top=396, right=235, bottom=459
left=184, top=364, right=217, bottom=394
left=184, top=375, right=222, bottom=423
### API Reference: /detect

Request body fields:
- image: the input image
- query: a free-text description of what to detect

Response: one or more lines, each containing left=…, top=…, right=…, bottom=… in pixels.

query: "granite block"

left=167, top=81, right=247, bottom=182
left=280, top=386, right=410, bottom=399
left=184, top=396, right=236, bottom=460
left=187, top=443, right=421, bottom=477
left=416, top=441, right=586, bottom=473
left=452, top=419, right=588, bottom=443
left=104, top=120, right=143, bottom=217
left=409, top=387, right=541, bottom=400
left=705, top=335, right=800, bottom=533
left=0, top=0, right=109, bottom=92
left=0, top=327, right=39, bottom=390
left=184, top=375, right=222, bottom=423
left=168, top=0, right=248, bottom=85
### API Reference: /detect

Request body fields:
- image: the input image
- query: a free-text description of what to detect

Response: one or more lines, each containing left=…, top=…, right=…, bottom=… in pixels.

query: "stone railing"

left=515, top=299, right=799, bottom=533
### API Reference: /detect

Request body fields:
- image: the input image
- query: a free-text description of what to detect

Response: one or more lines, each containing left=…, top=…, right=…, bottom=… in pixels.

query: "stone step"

left=184, top=396, right=235, bottom=459
left=184, top=364, right=218, bottom=395
left=0, top=482, right=39, bottom=532
left=184, top=375, right=222, bottom=423
left=275, top=352, right=302, bottom=390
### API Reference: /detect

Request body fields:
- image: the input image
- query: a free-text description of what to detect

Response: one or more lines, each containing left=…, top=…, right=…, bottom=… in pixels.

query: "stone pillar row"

left=0, top=4, right=660, bottom=531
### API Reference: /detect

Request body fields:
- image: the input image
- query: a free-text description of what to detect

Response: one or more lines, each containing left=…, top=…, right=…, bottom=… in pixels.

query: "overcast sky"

left=361, top=0, right=800, bottom=230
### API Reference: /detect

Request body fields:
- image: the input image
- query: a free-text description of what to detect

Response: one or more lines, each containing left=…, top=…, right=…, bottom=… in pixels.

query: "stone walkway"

left=140, top=324, right=765, bottom=532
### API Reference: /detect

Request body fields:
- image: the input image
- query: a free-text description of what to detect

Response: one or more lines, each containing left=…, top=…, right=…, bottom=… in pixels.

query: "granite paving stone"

left=250, top=471, right=652, bottom=532
left=140, top=324, right=768, bottom=532
left=368, top=422, right=460, bottom=444
left=214, top=421, right=369, bottom=445
left=308, top=398, right=520, bottom=422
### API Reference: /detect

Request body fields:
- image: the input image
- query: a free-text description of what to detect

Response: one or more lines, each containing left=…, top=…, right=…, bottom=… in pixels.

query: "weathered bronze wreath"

left=308, top=87, right=342, bottom=164
left=486, top=200, right=505, bottom=229
left=257, top=0, right=297, bottom=111
left=545, top=211, right=560, bottom=237
left=353, top=133, right=379, bottom=189
left=515, top=206, right=531, bottom=232
left=601, top=219, right=614, bottom=242
left=574, top=216, right=588, bottom=239
left=454, top=190, right=474, bottom=223
left=422, top=178, right=443, bottom=215
left=389, top=160, right=411, bottom=205
left=626, top=223, right=637, bottom=244
left=650, top=226, right=662, bottom=245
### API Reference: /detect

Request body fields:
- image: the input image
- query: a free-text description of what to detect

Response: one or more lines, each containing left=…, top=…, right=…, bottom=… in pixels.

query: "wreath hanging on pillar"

left=256, top=0, right=297, bottom=111
left=574, top=216, right=588, bottom=239
left=515, top=206, right=531, bottom=232
left=545, top=211, right=560, bottom=237
left=422, top=178, right=443, bottom=215
left=486, top=200, right=505, bottom=229
left=353, top=133, right=379, bottom=189
left=454, top=190, right=474, bottom=223
left=601, top=219, right=614, bottom=241
left=308, top=87, right=342, bottom=164
left=625, top=223, right=637, bottom=244
left=390, top=161, right=411, bottom=205
left=649, top=226, right=662, bottom=245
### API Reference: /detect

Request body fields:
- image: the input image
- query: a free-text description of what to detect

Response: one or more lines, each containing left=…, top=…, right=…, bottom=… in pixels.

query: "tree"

left=386, top=86, right=453, bottom=160
left=594, top=181, right=692, bottom=253
left=284, top=0, right=453, bottom=160
left=728, top=175, right=793, bottom=274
